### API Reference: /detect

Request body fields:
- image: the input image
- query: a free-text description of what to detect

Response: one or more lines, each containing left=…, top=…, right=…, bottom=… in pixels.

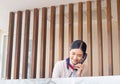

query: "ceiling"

left=0, top=0, right=90, bottom=30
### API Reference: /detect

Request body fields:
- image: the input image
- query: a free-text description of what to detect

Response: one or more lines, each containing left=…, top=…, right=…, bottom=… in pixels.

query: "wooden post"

left=22, top=10, right=30, bottom=79
left=31, top=8, right=39, bottom=78
left=40, top=7, right=47, bottom=78
left=14, top=11, right=23, bottom=79
left=59, top=5, right=64, bottom=60
left=6, top=12, right=15, bottom=79
left=87, top=1, right=92, bottom=76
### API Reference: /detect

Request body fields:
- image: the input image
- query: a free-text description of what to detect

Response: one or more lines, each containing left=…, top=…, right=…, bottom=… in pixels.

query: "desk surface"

left=0, top=76, right=120, bottom=84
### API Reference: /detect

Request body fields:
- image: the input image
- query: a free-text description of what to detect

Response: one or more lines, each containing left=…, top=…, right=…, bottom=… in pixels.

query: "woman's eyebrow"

left=76, top=53, right=83, bottom=55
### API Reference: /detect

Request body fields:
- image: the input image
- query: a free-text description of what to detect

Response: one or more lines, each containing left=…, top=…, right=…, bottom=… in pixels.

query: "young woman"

left=52, top=40, right=88, bottom=78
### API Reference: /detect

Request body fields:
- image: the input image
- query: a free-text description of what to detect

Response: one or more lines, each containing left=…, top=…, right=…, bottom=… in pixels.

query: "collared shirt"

left=52, top=60, right=88, bottom=78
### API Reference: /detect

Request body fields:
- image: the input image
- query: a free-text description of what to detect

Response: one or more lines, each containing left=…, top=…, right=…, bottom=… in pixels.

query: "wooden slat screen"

left=6, top=12, right=15, bottom=79
left=31, top=8, right=39, bottom=78
left=78, top=2, right=83, bottom=40
left=59, top=5, right=64, bottom=60
left=49, top=6, right=56, bottom=77
left=68, top=4, right=74, bottom=51
left=117, top=0, right=120, bottom=74
left=106, top=0, right=113, bottom=75
left=40, top=7, right=47, bottom=78
left=97, top=0, right=103, bottom=76
left=4, top=0, right=120, bottom=79
left=87, top=1, right=92, bottom=76
left=14, top=11, right=23, bottom=79
left=22, top=10, right=31, bottom=79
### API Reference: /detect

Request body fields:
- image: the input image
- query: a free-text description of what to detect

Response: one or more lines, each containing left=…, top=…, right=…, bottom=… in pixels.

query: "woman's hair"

left=70, top=40, right=87, bottom=53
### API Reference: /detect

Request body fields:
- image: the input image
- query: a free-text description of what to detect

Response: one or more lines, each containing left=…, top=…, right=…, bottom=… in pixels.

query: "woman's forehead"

left=70, top=49, right=83, bottom=54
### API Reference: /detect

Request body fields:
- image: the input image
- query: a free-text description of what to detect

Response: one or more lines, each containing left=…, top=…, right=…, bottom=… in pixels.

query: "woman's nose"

left=73, top=55, right=77, bottom=60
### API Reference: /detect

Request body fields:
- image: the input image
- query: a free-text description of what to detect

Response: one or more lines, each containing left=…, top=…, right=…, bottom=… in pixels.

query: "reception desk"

left=0, top=76, right=120, bottom=84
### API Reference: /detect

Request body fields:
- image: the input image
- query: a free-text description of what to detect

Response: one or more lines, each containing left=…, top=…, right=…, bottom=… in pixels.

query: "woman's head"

left=69, top=40, right=87, bottom=65
left=70, top=40, right=87, bottom=53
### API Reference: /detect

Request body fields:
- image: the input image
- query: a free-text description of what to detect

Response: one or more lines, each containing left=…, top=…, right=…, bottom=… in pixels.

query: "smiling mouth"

left=72, top=61, right=78, bottom=65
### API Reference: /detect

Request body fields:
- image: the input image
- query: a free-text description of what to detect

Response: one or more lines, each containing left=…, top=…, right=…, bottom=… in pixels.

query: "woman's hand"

left=74, top=63, right=84, bottom=77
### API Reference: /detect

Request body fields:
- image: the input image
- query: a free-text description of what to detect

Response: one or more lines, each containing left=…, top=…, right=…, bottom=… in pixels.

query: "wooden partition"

left=31, top=9, right=39, bottom=78
left=106, top=0, right=113, bottom=75
left=14, top=11, right=23, bottom=79
left=68, top=4, right=74, bottom=52
left=40, top=7, right=47, bottom=78
left=78, top=2, right=83, bottom=40
left=97, top=0, right=103, bottom=76
left=117, top=0, right=120, bottom=75
left=87, top=1, right=92, bottom=76
left=59, top=5, right=64, bottom=60
left=6, top=12, right=15, bottom=79
left=5, top=0, right=120, bottom=79
left=22, top=10, right=31, bottom=79
left=49, top=6, right=56, bottom=77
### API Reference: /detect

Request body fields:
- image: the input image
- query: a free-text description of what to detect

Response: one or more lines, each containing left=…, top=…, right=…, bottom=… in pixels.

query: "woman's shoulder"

left=55, top=60, right=66, bottom=65
left=56, top=60, right=66, bottom=64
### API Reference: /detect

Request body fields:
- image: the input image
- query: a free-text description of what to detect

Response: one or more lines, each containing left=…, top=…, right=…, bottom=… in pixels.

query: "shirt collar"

left=66, top=58, right=76, bottom=70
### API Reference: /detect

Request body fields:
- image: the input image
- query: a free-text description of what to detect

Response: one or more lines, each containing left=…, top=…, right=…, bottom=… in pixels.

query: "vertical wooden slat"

left=97, top=0, right=103, bottom=76
left=22, top=10, right=30, bottom=79
left=59, top=5, right=64, bottom=60
left=87, top=1, right=92, bottom=76
left=106, top=0, right=113, bottom=75
left=31, top=8, right=39, bottom=78
left=14, top=11, right=23, bottom=79
left=117, top=0, right=120, bottom=74
left=78, top=2, right=83, bottom=40
left=68, top=4, right=74, bottom=50
left=6, top=12, right=15, bottom=79
left=49, top=6, right=56, bottom=77
left=40, top=7, right=47, bottom=78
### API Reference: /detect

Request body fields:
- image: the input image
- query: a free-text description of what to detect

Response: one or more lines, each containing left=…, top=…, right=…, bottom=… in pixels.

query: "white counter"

left=0, top=76, right=120, bottom=84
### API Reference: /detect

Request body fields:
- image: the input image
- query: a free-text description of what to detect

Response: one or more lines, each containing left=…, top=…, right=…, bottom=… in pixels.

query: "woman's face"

left=69, top=49, right=83, bottom=65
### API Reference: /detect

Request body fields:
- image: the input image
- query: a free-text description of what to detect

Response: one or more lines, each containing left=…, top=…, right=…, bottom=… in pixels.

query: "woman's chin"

left=72, top=62, right=78, bottom=65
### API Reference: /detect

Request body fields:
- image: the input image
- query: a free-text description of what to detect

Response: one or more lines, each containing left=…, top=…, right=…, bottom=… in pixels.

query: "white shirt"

left=52, top=60, right=88, bottom=78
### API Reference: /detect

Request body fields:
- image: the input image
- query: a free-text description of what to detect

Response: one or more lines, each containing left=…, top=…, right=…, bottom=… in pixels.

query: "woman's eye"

left=78, top=55, right=82, bottom=57
left=72, top=52, right=75, bottom=55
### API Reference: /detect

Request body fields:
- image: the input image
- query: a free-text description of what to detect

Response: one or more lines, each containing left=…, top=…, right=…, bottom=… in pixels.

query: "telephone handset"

left=73, top=53, right=87, bottom=71
left=79, top=53, right=87, bottom=64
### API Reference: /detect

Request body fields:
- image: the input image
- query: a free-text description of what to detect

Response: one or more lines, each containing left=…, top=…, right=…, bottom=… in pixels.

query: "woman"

left=52, top=40, right=88, bottom=78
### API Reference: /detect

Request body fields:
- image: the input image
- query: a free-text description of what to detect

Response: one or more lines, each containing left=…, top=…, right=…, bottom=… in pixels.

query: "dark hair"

left=70, top=40, right=87, bottom=53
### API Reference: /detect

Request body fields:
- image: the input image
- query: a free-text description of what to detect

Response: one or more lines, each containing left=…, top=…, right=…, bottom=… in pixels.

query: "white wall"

left=0, top=29, right=8, bottom=79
